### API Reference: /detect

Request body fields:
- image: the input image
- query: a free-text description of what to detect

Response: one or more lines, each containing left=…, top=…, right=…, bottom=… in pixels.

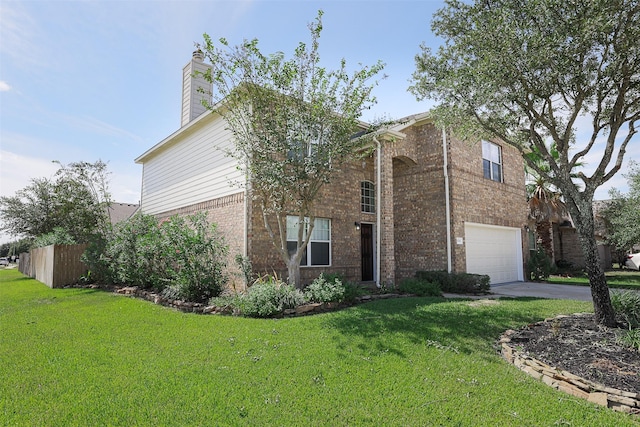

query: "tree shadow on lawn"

left=322, top=296, right=562, bottom=358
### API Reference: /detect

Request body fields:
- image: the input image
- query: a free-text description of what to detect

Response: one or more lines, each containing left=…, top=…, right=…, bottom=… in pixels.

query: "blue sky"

left=0, top=0, right=637, bottom=243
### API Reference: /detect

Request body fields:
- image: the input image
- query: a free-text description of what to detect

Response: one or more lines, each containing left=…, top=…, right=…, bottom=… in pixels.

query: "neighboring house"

left=135, top=52, right=529, bottom=287
left=539, top=201, right=613, bottom=270
left=107, top=202, right=139, bottom=225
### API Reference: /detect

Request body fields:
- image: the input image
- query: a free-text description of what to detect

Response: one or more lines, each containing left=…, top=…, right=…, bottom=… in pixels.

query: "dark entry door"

left=361, top=224, right=374, bottom=281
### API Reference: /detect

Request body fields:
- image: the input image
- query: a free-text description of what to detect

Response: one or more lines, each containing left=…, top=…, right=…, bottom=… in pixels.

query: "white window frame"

left=482, top=140, right=503, bottom=182
left=361, top=181, right=375, bottom=213
left=286, top=216, right=331, bottom=267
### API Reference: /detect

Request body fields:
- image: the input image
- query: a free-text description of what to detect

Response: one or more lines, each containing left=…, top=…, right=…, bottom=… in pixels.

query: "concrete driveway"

left=443, top=281, right=594, bottom=301
left=489, top=281, right=593, bottom=301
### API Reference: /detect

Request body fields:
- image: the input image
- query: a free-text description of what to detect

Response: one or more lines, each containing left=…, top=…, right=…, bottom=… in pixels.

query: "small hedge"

left=397, top=278, right=442, bottom=297
left=415, top=271, right=490, bottom=294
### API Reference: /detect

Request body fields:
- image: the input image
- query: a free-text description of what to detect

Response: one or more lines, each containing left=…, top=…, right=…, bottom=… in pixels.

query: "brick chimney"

left=181, top=50, right=212, bottom=127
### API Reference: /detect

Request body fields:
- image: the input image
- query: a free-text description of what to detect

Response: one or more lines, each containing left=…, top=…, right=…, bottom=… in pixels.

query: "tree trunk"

left=570, top=203, right=616, bottom=327
left=287, top=258, right=301, bottom=289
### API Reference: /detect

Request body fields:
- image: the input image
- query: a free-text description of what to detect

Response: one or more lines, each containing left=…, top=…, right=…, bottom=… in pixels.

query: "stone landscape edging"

left=499, top=314, right=640, bottom=415
left=107, top=285, right=411, bottom=317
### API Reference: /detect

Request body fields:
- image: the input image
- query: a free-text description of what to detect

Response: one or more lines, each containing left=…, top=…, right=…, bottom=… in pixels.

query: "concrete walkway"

left=444, top=281, right=593, bottom=301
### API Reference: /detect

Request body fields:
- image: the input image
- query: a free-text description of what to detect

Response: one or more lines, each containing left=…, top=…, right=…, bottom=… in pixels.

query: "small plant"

left=304, top=273, right=345, bottom=303
left=550, top=319, right=561, bottom=336
left=528, top=244, right=552, bottom=281
left=618, top=329, right=640, bottom=351
left=610, top=289, right=640, bottom=329
left=238, top=276, right=305, bottom=317
left=398, top=278, right=442, bottom=297
left=341, top=281, right=365, bottom=303
left=235, top=254, right=253, bottom=288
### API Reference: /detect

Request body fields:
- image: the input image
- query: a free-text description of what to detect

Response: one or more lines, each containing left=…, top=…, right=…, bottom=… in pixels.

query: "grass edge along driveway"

left=1, top=269, right=637, bottom=426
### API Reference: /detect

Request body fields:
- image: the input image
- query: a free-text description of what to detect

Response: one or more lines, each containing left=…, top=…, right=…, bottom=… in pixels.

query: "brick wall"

left=392, top=123, right=528, bottom=281
left=248, top=155, right=379, bottom=285
left=553, top=224, right=585, bottom=268
left=392, top=124, right=449, bottom=281
left=447, top=132, right=528, bottom=274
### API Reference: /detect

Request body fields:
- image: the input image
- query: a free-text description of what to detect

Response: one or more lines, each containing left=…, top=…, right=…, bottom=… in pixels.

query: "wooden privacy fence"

left=19, top=244, right=88, bottom=288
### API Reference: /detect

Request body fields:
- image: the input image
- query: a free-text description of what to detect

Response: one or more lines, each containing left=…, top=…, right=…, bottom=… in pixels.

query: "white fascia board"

left=135, top=100, right=227, bottom=164
left=390, top=111, right=433, bottom=132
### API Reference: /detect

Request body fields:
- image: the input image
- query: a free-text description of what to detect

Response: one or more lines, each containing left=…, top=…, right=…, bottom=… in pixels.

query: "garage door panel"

left=465, top=223, right=523, bottom=284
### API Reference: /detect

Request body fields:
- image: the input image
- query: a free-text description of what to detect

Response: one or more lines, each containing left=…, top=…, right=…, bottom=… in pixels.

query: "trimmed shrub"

left=304, top=273, right=345, bottom=303
left=398, top=278, right=442, bottom=297
left=415, top=271, right=490, bottom=294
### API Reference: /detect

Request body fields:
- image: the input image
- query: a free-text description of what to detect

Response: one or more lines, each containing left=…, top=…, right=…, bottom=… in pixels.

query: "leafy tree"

left=0, top=178, right=57, bottom=239
left=602, top=162, right=640, bottom=261
left=410, top=0, right=639, bottom=326
left=199, top=10, right=385, bottom=287
left=0, top=160, right=112, bottom=244
left=0, top=238, right=32, bottom=258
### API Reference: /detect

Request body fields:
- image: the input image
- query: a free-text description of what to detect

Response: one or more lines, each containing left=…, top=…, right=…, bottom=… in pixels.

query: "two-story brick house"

left=135, top=52, right=528, bottom=288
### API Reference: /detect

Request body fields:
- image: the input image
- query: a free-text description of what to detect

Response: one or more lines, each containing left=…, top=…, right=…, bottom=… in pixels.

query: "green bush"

left=158, top=213, right=228, bottom=304
left=238, top=277, right=305, bottom=317
left=85, top=212, right=228, bottom=303
left=33, top=227, right=77, bottom=248
left=528, top=245, right=552, bottom=281
left=304, top=273, right=346, bottom=303
left=398, top=278, right=442, bottom=296
left=610, top=289, right=640, bottom=329
left=415, top=271, right=490, bottom=294
left=342, top=281, right=365, bottom=303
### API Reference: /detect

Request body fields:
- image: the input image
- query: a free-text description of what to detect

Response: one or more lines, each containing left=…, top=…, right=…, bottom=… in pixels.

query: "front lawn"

left=547, top=269, right=640, bottom=289
left=1, top=270, right=636, bottom=426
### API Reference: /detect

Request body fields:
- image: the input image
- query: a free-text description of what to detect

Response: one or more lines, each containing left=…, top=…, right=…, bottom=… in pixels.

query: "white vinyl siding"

left=464, top=222, right=523, bottom=284
left=140, top=115, right=244, bottom=215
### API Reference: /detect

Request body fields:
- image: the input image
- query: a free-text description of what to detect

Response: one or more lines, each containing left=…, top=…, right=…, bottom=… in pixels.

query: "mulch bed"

left=508, top=313, right=639, bottom=394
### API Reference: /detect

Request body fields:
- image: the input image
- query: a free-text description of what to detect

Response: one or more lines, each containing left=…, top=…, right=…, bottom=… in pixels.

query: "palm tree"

left=524, top=144, right=571, bottom=263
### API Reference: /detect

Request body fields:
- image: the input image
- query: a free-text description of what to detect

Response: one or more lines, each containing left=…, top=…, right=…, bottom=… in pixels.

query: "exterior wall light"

left=355, top=222, right=361, bottom=230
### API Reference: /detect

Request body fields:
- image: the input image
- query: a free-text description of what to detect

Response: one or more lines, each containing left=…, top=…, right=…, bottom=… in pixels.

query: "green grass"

left=547, top=269, right=640, bottom=289
left=1, top=269, right=637, bottom=426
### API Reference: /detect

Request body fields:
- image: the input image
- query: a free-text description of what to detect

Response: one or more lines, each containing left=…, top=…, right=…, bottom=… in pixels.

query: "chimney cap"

left=192, top=49, right=204, bottom=62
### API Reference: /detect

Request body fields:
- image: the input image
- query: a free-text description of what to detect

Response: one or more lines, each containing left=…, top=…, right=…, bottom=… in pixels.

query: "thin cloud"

left=0, top=81, right=10, bottom=92
left=61, top=114, right=145, bottom=143
left=0, top=2, right=48, bottom=69
left=0, top=150, right=59, bottom=198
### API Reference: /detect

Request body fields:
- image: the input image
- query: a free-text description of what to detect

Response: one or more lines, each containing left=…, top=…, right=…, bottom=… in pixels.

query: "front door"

left=361, top=223, right=374, bottom=281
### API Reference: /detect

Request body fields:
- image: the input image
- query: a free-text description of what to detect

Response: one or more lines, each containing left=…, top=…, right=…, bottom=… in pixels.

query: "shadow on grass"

left=322, top=296, right=561, bottom=358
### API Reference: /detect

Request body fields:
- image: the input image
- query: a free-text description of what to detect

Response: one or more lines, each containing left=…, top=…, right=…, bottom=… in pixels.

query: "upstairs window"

left=361, top=181, right=375, bottom=213
left=286, top=216, right=331, bottom=266
left=482, top=140, right=502, bottom=182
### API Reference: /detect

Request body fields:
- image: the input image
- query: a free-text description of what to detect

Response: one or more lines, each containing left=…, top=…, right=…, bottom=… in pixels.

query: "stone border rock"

left=499, top=315, right=640, bottom=415
left=107, top=285, right=411, bottom=317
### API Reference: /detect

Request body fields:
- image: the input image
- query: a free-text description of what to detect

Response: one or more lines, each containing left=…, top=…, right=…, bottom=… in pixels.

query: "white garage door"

left=465, top=222, right=523, bottom=284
